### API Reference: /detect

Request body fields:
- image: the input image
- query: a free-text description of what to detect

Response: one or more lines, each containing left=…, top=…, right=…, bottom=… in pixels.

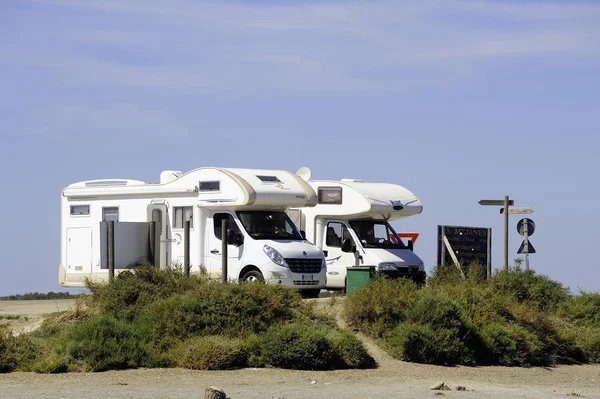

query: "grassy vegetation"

left=344, top=264, right=600, bottom=367
left=0, top=265, right=374, bottom=373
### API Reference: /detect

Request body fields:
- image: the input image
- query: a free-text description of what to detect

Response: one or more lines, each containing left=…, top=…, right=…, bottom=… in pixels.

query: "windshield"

left=349, top=220, right=408, bottom=249
left=236, top=211, right=304, bottom=240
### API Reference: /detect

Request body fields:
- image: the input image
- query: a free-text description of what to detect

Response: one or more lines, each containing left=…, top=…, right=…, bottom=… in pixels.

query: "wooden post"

left=107, top=220, right=115, bottom=282
left=504, top=195, right=509, bottom=271
left=149, top=221, right=156, bottom=266
left=221, top=218, right=228, bottom=283
left=184, top=220, right=190, bottom=277
left=487, top=227, right=492, bottom=279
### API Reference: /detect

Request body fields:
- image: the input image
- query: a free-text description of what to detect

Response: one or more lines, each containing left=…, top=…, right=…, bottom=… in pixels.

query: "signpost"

left=437, top=225, right=492, bottom=279
left=479, top=196, right=511, bottom=271
left=517, top=218, right=536, bottom=271
left=500, top=208, right=534, bottom=215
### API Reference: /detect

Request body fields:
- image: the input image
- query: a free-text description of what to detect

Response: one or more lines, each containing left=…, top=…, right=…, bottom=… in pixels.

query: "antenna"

left=296, top=167, right=312, bottom=181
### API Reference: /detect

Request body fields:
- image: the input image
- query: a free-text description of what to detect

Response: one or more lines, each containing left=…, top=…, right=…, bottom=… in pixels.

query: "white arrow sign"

left=500, top=207, right=534, bottom=214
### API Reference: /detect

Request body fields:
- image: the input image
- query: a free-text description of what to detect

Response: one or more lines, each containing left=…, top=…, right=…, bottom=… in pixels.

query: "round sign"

left=517, top=218, right=535, bottom=236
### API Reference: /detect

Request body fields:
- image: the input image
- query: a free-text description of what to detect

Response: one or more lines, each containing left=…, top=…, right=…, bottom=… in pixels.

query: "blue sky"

left=1, top=0, right=599, bottom=296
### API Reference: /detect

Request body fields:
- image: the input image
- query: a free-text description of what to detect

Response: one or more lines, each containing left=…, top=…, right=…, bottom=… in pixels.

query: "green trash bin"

left=346, top=266, right=376, bottom=295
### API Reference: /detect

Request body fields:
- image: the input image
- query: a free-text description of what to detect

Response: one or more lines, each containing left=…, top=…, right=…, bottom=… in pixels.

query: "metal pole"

left=524, top=220, right=530, bottom=271
left=440, top=226, right=446, bottom=267
left=504, top=195, right=509, bottom=271
left=184, top=220, right=190, bottom=277
left=221, top=218, right=228, bottom=283
left=108, top=220, right=115, bottom=282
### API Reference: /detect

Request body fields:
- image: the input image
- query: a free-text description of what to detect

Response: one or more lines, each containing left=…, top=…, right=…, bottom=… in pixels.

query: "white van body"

left=289, top=170, right=425, bottom=290
left=59, top=167, right=326, bottom=295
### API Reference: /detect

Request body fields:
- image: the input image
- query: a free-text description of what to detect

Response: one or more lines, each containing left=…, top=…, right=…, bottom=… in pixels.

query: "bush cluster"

left=345, top=265, right=600, bottom=367
left=1, top=265, right=374, bottom=373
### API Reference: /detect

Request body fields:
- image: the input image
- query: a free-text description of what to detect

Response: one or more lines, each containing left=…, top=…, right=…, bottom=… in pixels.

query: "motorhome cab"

left=59, top=167, right=326, bottom=297
left=288, top=168, right=426, bottom=290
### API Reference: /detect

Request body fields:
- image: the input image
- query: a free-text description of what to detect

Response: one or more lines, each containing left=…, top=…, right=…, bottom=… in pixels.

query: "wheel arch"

left=238, top=264, right=262, bottom=282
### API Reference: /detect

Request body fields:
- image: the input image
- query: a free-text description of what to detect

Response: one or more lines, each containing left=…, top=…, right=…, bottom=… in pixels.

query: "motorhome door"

left=206, top=212, right=243, bottom=280
left=147, top=201, right=169, bottom=269
left=323, top=220, right=358, bottom=288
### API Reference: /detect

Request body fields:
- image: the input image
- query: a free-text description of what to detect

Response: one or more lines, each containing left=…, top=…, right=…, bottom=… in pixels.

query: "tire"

left=299, top=289, right=321, bottom=299
left=240, top=270, right=264, bottom=283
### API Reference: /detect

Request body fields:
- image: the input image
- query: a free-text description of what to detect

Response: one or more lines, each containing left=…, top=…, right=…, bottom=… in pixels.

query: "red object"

left=395, top=232, right=419, bottom=245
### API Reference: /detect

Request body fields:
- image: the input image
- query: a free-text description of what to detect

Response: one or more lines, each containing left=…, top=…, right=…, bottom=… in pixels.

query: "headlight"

left=378, top=262, right=397, bottom=271
left=263, top=245, right=288, bottom=267
left=417, top=262, right=425, bottom=271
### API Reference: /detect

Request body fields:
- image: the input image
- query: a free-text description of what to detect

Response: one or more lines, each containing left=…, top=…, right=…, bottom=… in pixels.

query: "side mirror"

left=236, top=234, right=244, bottom=247
left=341, top=239, right=354, bottom=253
left=227, top=229, right=235, bottom=244
left=227, top=230, right=244, bottom=247
left=300, top=230, right=306, bottom=239
left=407, top=240, right=414, bottom=251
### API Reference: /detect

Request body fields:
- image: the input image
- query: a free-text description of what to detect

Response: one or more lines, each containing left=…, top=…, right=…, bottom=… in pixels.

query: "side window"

left=325, top=222, right=343, bottom=248
left=374, top=224, right=388, bottom=242
left=318, top=187, right=342, bottom=204
left=102, top=207, right=119, bottom=222
left=173, top=206, right=193, bottom=229
left=213, top=213, right=241, bottom=241
left=70, top=205, right=90, bottom=216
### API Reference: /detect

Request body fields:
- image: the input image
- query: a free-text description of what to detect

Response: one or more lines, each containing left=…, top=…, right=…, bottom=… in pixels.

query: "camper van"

left=288, top=168, right=426, bottom=290
left=59, top=167, right=326, bottom=297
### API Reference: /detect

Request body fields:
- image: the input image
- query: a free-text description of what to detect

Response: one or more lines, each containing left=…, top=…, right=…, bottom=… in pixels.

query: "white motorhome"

left=59, top=167, right=326, bottom=297
left=288, top=168, right=426, bottom=290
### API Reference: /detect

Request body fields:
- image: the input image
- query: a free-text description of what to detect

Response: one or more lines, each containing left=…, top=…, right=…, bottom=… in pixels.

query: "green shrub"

left=146, top=283, right=304, bottom=350
left=0, top=325, right=18, bottom=373
left=343, top=277, right=418, bottom=337
left=557, top=292, right=600, bottom=327
left=258, top=323, right=334, bottom=370
left=87, top=265, right=206, bottom=321
left=479, top=322, right=544, bottom=366
left=490, top=268, right=570, bottom=312
left=384, top=323, right=472, bottom=365
left=244, top=334, right=265, bottom=368
left=67, top=316, right=150, bottom=371
left=329, top=330, right=376, bottom=369
left=172, top=336, right=246, bottom=370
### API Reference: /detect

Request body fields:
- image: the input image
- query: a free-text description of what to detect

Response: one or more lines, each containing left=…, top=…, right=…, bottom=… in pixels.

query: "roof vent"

left=160, top=170, right=182, bottom=184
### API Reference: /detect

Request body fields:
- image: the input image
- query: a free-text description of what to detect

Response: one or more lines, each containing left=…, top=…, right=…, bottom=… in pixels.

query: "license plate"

left=301, top=274, right=314, bottom=281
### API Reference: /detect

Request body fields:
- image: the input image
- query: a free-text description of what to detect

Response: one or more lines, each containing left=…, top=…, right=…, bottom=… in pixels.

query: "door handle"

left=210, top=249, right=220, bottom=254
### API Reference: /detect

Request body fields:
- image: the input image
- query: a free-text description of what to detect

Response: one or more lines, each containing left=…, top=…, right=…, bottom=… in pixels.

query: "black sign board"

left=437, top=225, right=492, bottom=277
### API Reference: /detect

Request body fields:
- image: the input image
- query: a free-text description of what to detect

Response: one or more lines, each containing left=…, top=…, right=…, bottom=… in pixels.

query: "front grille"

left=293, top=280, right=320, bottom=286
left=286, top=258, right=322, bottom=273
left=395, top=267, right=419, bottom=274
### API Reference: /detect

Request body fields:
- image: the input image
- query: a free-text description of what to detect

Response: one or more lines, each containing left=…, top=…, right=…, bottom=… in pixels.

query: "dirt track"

left=1, top=299, right=599, bottom=399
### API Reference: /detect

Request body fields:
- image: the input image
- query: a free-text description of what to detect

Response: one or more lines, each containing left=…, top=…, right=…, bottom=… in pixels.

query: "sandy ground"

left=0, top=299, right=77, bottom=335
left=0, top=298, right=599, bottom=399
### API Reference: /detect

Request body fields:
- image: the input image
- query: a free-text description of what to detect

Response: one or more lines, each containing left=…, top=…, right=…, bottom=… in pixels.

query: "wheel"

left=299, top=289, right=321, bottom=299
left=240, top=270, right=264, bottom=283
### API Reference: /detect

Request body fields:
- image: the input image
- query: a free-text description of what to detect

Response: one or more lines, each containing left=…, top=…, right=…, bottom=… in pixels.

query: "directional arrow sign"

left=479, top=199, right=514, bottom=206
left=500, top=207, right=534, bottom=214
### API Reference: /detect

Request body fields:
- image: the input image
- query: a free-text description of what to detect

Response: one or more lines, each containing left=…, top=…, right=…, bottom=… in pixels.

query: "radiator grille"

left=286, top=258, right=322, bottom=274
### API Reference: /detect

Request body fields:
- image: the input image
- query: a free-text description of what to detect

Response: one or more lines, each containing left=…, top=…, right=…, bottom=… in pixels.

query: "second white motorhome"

left=59, top=166, right=327, bottom=297
left=288, top=168, right=426, bottom=290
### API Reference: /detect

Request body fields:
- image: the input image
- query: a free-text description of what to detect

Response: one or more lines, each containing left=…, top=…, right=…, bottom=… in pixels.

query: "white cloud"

left=6, top=0, right=600, bottom=95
